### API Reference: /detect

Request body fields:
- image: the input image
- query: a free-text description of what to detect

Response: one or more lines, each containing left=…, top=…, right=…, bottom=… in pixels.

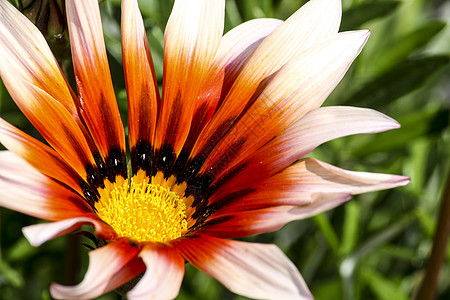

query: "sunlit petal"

left=127, top=244, right=184, bottom=300
left=67, top=0, right=126, bottom=161
left=155, top=0, right=225, bottom=158
left=122, top=0, right=159, bottom=162
left=176, top=235, right=312, bottom=300
left=50, top=239, right=140, bottom=300
left=23, top=215, right=115, bottom=247
left=199, top=30, right=371, bottom=180
left=190, top=0, right=342, bottom=161
left=209, top=106, right=400, bottom=201
left=186, top=18, right=283, bottom=150
left=0, top=151, right=91, bottom=221
left=0, top=118, right=84, bottom=194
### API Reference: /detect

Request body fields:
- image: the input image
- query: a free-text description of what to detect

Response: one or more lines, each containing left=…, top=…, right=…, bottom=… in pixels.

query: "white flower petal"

left=0, top=151, right=91, bottom=222
left=127, top=245, right=184, bottom=300
left=273, top=106, right=400, bottom=160
left=23, top=217, right=103, bottom=247
left=205, top=158, right=409, bottom=238
left=50, top=239, right=141, bottom=300
left=199, top=30, right=371, bottom=180
left=0, top=0, right=78, bottom=115
left=177, top=236, right=312, bottom=300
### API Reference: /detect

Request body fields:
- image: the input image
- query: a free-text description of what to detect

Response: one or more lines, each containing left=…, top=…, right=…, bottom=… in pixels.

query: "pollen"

left=95, top=172, right=188, bottom=243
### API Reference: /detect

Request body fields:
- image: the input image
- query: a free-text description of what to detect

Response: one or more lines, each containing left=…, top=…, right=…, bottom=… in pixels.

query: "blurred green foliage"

left=1, top=0, right=449, bottom=299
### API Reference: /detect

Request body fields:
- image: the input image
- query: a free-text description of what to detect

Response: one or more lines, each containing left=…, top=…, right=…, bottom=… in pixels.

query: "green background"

left=0, top=0, right=449, bottom=299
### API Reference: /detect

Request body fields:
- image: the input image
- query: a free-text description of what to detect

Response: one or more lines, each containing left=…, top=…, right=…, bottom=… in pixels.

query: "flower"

left=0, top=0, right=409, bottom=299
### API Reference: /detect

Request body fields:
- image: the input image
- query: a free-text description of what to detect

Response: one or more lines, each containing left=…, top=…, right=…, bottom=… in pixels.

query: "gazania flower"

left=0, top=0, right=409, bottom=299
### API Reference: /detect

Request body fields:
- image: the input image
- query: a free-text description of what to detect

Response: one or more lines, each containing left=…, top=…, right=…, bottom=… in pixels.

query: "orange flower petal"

left=0, top=118, right=84, bottom=194
left=0, top=2, right=97, bottom=177
left=0, top=0, right=79, bottom=117
left=203, top=158, right=409, bottom=238
left=209, top=105, right=399, bottom=202
left=192, top=31, right=370, bottom=187
left=50, top=239, right=141, bottom=300
left=127, top=244, right=184, bottom=299
left=121, top=0, right=159, bottom=170
left=181, top=18, right=283, bottom=159
left=67, top=0, right=126, bottom=162
left=189, top=0, right=342, bottom=162
left=201, top=199, right=350, bottom=238
left=176, top=235, right=312, bottom=300
left=154, top=0, right=225, bottom=162
left=0, top=152, right=92, bottom=222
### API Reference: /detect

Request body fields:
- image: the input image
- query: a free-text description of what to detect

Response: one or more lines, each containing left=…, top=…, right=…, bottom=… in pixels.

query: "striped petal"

left=0, top=118, right=84, bottom=194
left=209, top=106, right=399, bottom=203
left=23, top=216, right=116, bottom=247
left=50, top=239, right=141, bottom=300
left=127, top=244, right=184, bottom=300
left=202, top=197, right=351, bottom=239
left=187, top=18, right=283, bottom=144
left=67, top=0, right=126, bottom=163
left=218, top=157, right=410, bottom=214
left=204, top=158, right=410, bottom=238
left=0, top=151, right=92, bottom=222
left=198, top=31, right=370, bottom=180
left=0, top=0, right=79, bottom=116
left=0, top=2, right=97, bottom=178
left=154, top=0, right=225, bottom=159
left=176, top=235, right=312, bottom=300
left=189, top=0, right=342, bottom=162
left=122, top=0, right=159, bottom=169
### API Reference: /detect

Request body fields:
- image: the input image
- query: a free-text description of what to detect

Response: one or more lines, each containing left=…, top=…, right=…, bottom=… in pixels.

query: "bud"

left=18, top=0, right=69, bottom=62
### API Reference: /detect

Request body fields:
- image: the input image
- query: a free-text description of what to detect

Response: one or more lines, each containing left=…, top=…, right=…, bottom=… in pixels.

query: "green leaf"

left=362, top=267, right=410, bottom=300
left=339, top=201, right=360, bottom=256
left=340, top=1, right=401, bottom=31
left=313, top=279, right=343, bottom=300
left=344, top=55, right=450, bottom=108
left=313, top=214, right=340, bottom=255
left=0, top=259, right=24, bottom=287
left=370, top=22, right=447, bottom=74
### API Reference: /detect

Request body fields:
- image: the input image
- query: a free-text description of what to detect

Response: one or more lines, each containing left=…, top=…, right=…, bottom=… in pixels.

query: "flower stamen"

left=95, top=172, right=188, bottom=243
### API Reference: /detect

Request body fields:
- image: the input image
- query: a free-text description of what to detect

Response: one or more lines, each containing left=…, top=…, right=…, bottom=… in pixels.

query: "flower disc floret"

left=95, top=176, right=188, bottom=243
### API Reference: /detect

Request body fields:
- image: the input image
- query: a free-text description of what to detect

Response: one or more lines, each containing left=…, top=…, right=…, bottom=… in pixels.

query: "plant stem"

left=415, top=167, right=450, bottom=300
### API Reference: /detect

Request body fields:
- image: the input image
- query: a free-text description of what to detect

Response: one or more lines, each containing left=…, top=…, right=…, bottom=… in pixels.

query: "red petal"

left=121, top=0, right=159, bottom=157
left=0, top=151, right=92, bottom=222
left=196, top=31, right=370, bottom=184
left=175, top=235, right=312, bottom=299
left=0, top=118, right=84, bottom=194
left=202, top=158, right=409, bottom=238
left=209, top=105, right=399, bottom=203
left=189, top=0, right=342, bottom=163
left=185, top=18, right=283, bottom=152
left=154, top=0, right=225, bottom=157
left=67, top=0, right=126, bottom=160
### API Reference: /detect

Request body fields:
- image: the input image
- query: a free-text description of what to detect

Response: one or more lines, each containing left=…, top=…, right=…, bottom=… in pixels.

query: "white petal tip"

left=388, top=175, right=411, bottom=187
left=22, top=226, right=43, bottom=247
left=360, top=30, right=371, bottom=45
left=378, top=115, right=401, bottom=131
left=49, top=283, right=63, bottom=299
left=50, top=283, right=77, bottom=300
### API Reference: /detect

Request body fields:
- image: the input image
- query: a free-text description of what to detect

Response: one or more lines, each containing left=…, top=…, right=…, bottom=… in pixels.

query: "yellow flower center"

left=95, top=171, right=189, bottom=243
